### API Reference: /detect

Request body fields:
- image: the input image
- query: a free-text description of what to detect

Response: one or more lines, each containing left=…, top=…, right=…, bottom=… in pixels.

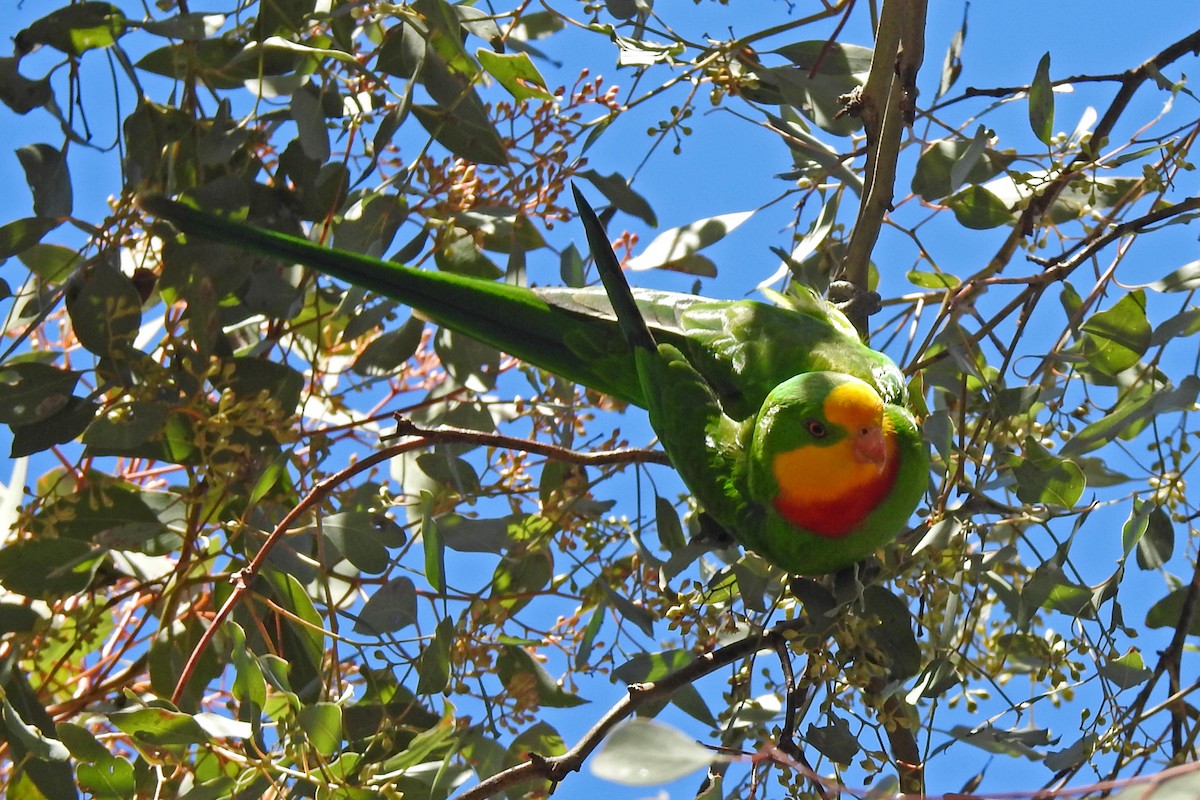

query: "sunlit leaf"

left=1011, top=437, right=1084, bottom=507
left=591, top=718, right=714, bottom=785
left=476, top=49, right=554, bottom=101
left=1098, top=649, right=1151, bottom=689
left=1080, top=290, right=1151, bottom=375
left=1147, top=259, right=1200, bottom=293
left=297, top=703, right=342, bottom=756
left=626, top=211, right=753, bottom=272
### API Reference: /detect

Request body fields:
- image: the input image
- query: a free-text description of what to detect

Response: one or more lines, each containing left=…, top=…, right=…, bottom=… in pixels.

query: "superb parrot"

left=139, top=191, right=927, bottom=574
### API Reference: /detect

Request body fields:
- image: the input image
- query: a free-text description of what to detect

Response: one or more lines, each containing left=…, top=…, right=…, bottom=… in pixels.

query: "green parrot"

left=139, top=191, right=927, bottom=574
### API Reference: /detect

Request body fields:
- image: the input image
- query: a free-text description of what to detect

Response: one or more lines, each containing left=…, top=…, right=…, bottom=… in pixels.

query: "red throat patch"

left=771, top=439, right=900, bottom=539
left=773, top=457, right=898, bottom=537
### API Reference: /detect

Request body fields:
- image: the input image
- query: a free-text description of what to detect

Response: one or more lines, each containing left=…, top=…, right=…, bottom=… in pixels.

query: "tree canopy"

left=0, top=2, right=1199, bottom=798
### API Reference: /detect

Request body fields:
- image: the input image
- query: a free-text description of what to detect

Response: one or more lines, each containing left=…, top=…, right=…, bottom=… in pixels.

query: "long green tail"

left=571, top=184, right=656, bottom=354
left=138, top=195, right=643, bottom=403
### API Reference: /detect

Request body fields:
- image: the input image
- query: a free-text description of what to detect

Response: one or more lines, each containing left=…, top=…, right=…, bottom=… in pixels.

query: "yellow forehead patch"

left=823, top=381, right=883, bottom=430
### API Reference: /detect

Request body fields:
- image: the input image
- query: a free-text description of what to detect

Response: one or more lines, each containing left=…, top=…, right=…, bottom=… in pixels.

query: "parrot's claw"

left=828, top=280, right=882, bottom=319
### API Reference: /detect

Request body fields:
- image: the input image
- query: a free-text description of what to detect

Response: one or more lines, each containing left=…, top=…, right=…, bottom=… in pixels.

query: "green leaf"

left=1, top=696, right=69, bottom=761
left=805, top=715, right=860, bottom=764
left=1080, top=290, right=1151, bottom=375
left=946, top=184, right=1013, bottom=229
left=476, top=49, right=554, bottom=101
left=1011, top=437, right=1084, bottom=508
left=1029, top=52, right=1054, bottom=145
left=654, top=495, right=686, bottom=551
left=218, top=357, right=305, bottom=416
left=626, top=210, right=753, bottom=272
left=0, top=538, right=101, bottom=598
left=435, top=513, right=521, bottom=554
left=65, top=264, right=142, bottom=358
left=136, top=39, right=297, bottom=90
left=260, top=570, right=326, bottom=700
left=578, top=170, right=657, bottom=226
left=55, top=722, right=111, bottom=763
left=141, top=12, right=226, bottom=41
left=412, top=103, right=508, bottom=166
left=1063, top=375, right=1200, bottom=456
left=354, top=576, right=418, bottom=635
left=352, top=315, right=426, bottom=376
left=1151, top=306, right=1200, bottom=345
left=18, top=243, right=79, bottom=281
left=907, top=269, right=961, bottom=289
left=912, top=137, right=1008, bottom=201
left=76, top=759, right=135, bottom=799
left=420, top=492, right=445, bottom=593
left=0, top=216, right=61, bottom=259
left=16, top=144, right=72, bottom=219
left=1145, top=586, right=1200, bottom=635
left=600, top=581, right=656, bottom=637
left=936, top=9, right=968, bottom=99
left=490, top=549, right=552, bottom=615
left=1098, top=649, right=1151, bottom=689
left=497, top=646, right=587, bottom=708
left=227, top=623, right=267, bottom=711
left=0, top=363, right=80, bottom=426
left=416, top=618, right=454, bottom=695
left=863, top=585, right=921, bottom=679
left=1147, top=259, right=1200, bottom=293
left=998, top=633, right=1054, bottom=672
left=613, top=650, right=714, bottom=726
left=290, top=82, right=330, bottom=162
left=321, top=511, right=404, bottom=574
left=748, top=41, right=873, bottom=134
left=28, top=476, right=167, bottom=548
left=0, top=56, right=53, bottom=114
left=297, top=703, right=343, bottom=756
left=109, top=706, right=211, bottom=751
left=575, top=602, right=605, bottom=670
left=590, top=718, right=713, bottom=785
left=1137, top=505, right=1174, bottom=570
left=1121, top=499, right=1152, bottom=558
left=0, top=603, right=40, bottom=635
left=334, top=192, right=408, bottom=257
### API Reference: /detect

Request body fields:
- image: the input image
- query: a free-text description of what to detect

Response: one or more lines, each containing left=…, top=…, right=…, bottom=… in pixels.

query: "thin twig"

left=387, top=415, right=672, bottom=466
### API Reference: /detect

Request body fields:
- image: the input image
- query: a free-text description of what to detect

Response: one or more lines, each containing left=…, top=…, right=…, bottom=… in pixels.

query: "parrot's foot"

left=828, top=280, right=881, bottom=320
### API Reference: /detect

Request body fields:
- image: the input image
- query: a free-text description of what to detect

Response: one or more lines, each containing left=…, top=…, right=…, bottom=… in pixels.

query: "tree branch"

left=451, top=618, right=821, bottom=800
left=839, top=0, right=927, bottom=335
left=387, top=416, right=672, bottom=466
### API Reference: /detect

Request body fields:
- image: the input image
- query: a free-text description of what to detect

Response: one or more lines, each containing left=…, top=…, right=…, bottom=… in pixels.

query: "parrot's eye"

left=805, top=420, right=826, bottom=438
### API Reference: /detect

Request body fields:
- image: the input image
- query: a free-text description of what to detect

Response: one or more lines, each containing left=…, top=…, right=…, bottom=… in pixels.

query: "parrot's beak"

left=853, top=425, right=888, bottom=471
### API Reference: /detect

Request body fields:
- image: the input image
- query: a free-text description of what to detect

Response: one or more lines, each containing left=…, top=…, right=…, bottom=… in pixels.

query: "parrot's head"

left=749, top=372, right=901, bottom=539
